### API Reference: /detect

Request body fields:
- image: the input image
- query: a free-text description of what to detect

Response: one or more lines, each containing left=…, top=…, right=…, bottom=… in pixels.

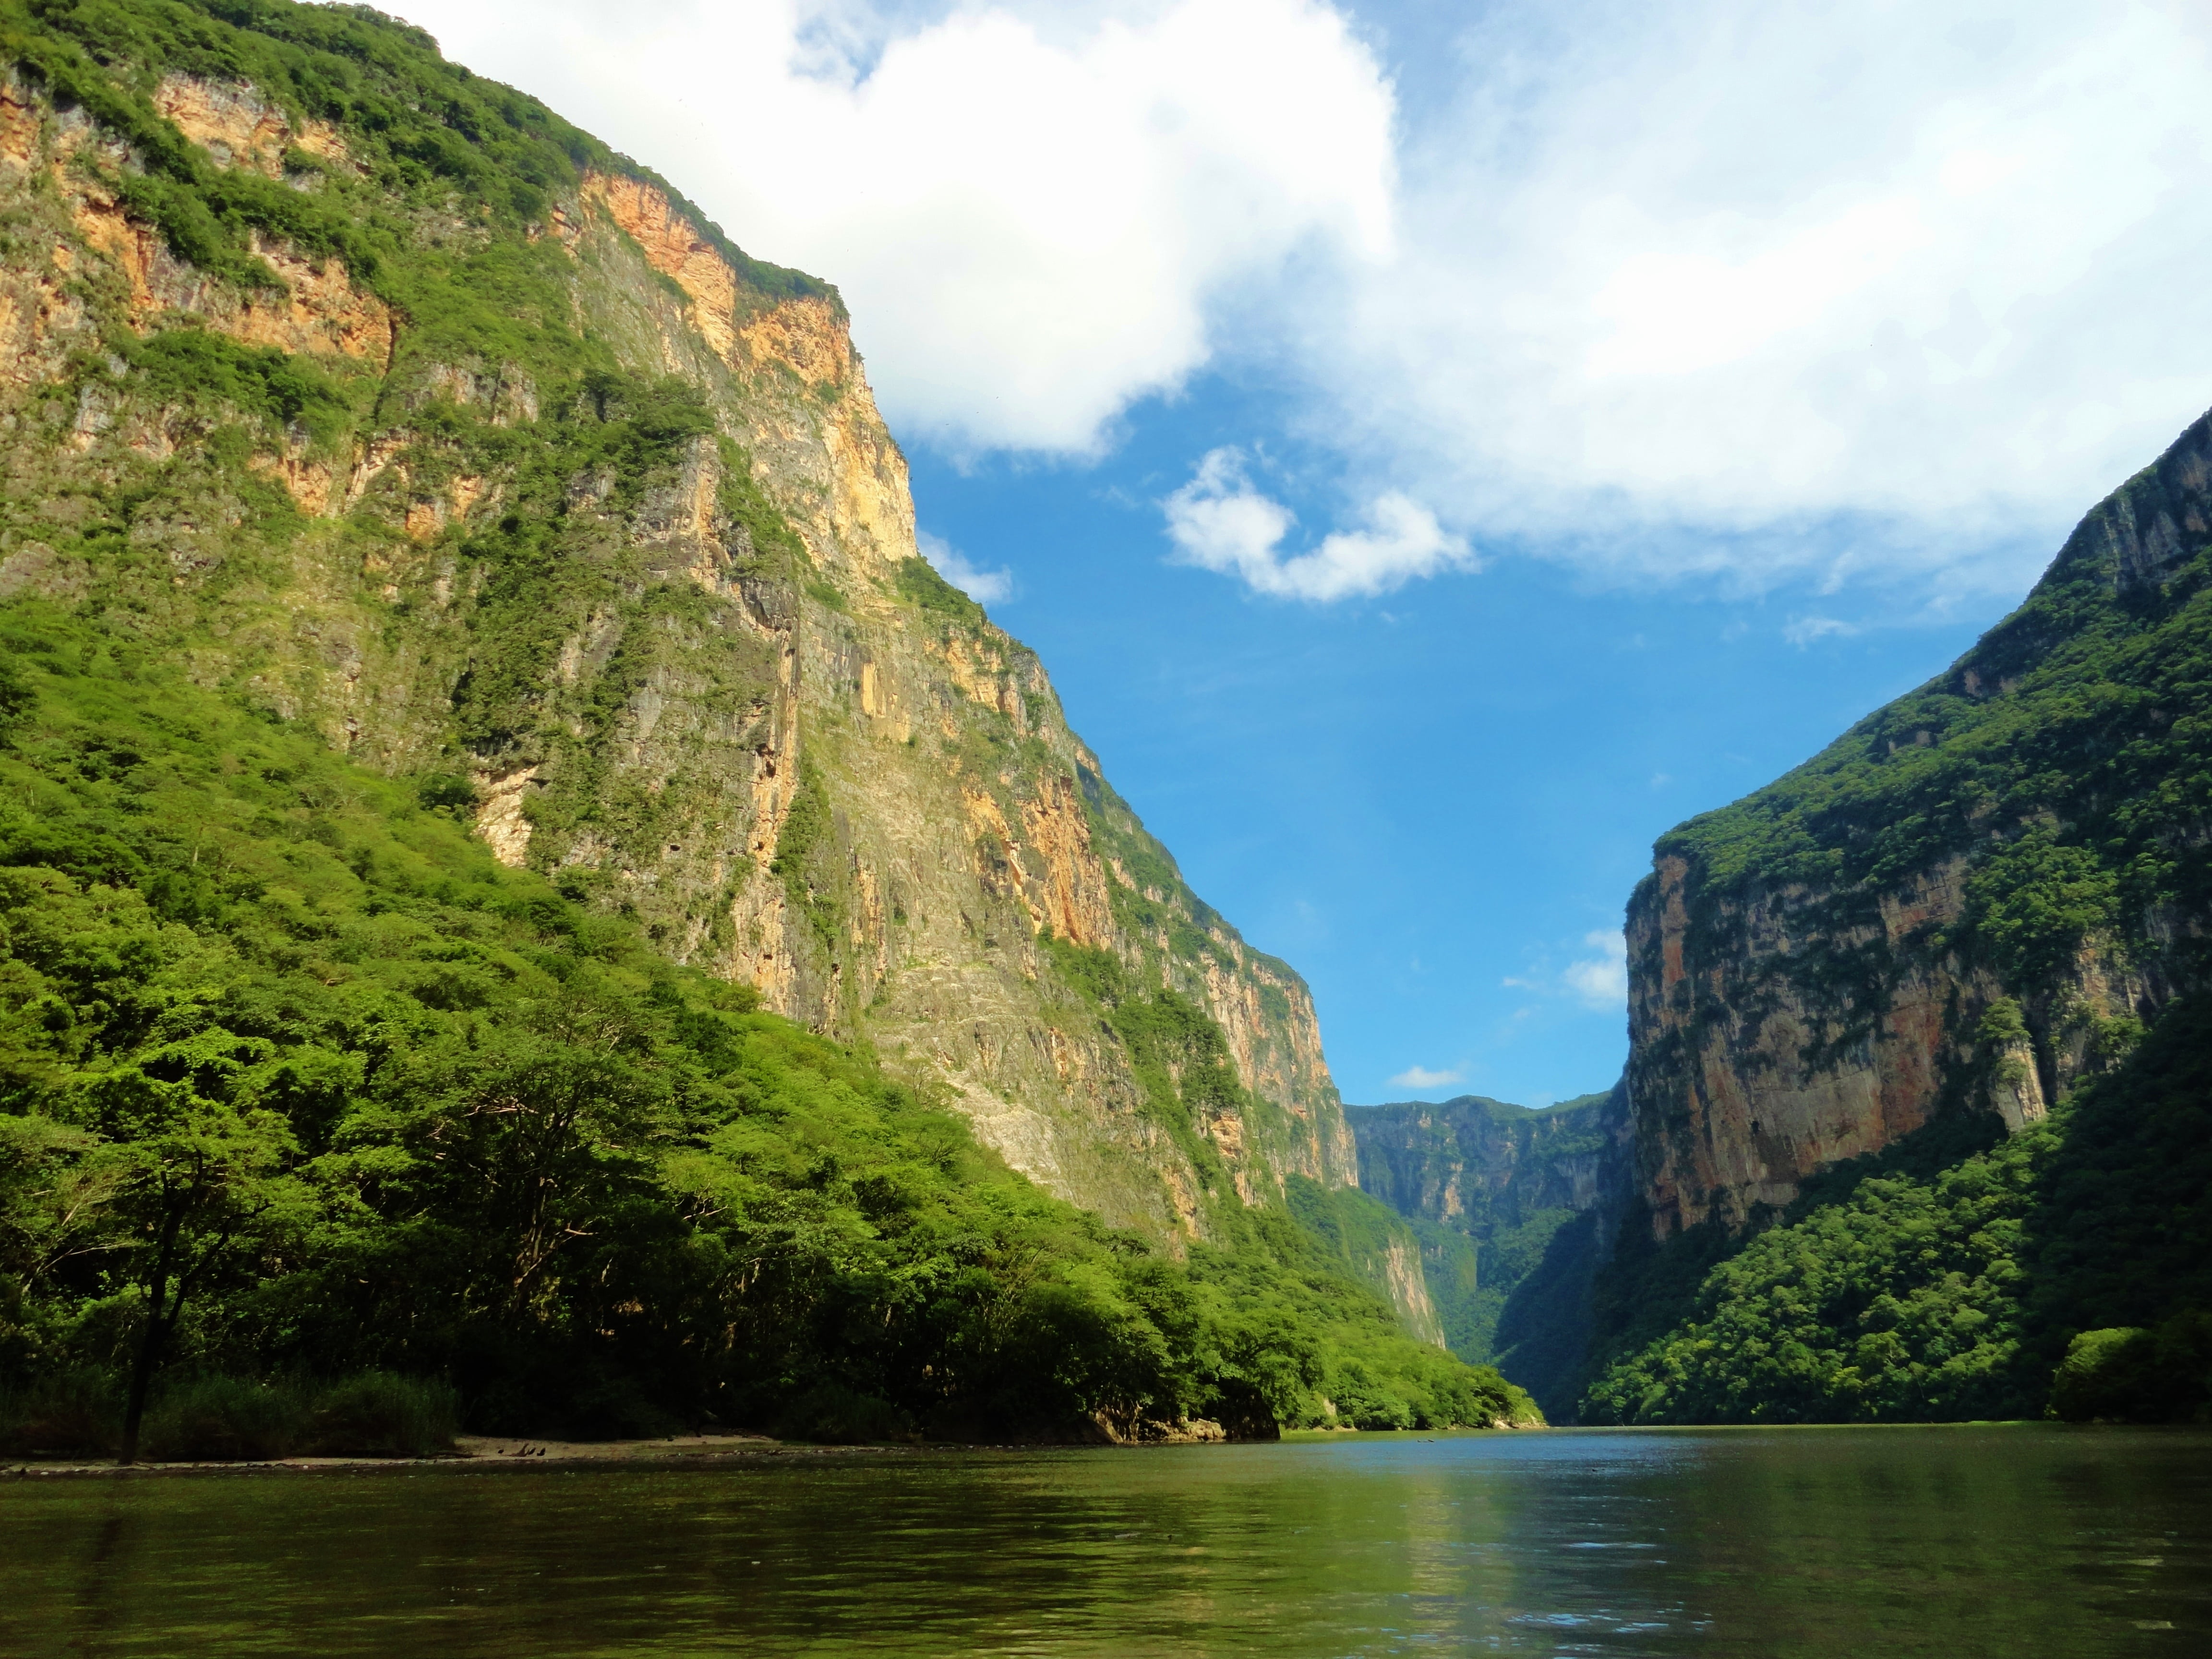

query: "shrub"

left=306, top=1372, right=459, bottom=1458
left=2048, top=1314, right=2212, bottom=1423
left=774, top=1383, right=912, bottom=1444
left=1329, top=1366, right=1417, bottom=1431
left=141, top=1376, right=309, bottom=1462
left=0, top=1368, right=120, bottom=1458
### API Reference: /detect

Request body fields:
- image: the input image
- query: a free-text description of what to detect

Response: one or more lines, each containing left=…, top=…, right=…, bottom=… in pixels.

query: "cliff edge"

left=0, top=1, right=1356, bottom=1249
left=1627, top=409, right=2212, bottom=1236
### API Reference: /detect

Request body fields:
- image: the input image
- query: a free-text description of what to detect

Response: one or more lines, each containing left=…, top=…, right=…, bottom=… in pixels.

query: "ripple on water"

left=1, top=1425, right=2208, bottom=1657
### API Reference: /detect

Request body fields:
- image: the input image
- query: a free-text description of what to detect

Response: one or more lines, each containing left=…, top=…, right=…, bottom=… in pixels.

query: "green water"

left=3, top=1426, right=2207, bottom=1656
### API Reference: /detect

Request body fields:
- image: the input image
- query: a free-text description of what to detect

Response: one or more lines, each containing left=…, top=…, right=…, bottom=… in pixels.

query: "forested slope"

left=1588, top=407, right=2212, bottom=1424
left=0, top=608, right=1534, bottom=1450
left=0, top=0, right=1525, bottom=1449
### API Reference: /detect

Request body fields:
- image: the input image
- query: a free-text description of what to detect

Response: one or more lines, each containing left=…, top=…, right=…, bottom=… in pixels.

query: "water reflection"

left=3, top=1427, right=2207, bottom=1656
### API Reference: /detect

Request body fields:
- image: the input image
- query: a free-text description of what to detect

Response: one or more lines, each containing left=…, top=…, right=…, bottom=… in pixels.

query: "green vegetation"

left=0, top=0, right=831, bottom=311
left=1584, top=989, right=2212, bottom=1423
left=1583, top=1132, right=2040, bottom=1423
left=121, top=329, right=352, bottom=444
left=1187, top=1199, right=1536, bottom=1432
left=896, top=555, right=988, bottom=627
left=0, top=1367, right=459, bottom=1459
left=1636, top=438, right=2212, bottom=1081
left=1346, top=1091, right=1625, bottom=1418
left=2048, top=1314, right=2212, bottom=1424
left=0, top=609, right=1529, bottom=1448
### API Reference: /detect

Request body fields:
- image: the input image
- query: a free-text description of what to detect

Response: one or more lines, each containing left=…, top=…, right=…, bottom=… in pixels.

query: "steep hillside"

left=0, top=0, right=1357, bottom=1255
left=1584, top=988, right=2212, bottom=1424
left=0, top=0, right=1518, bottom=1443
left=1349, top=1086, right=1630, bottom=1416
left=0, top=606, right=1535, bottom=1445
left=1627, top=408, right=2212, bottom=1237
left=1584, top=403, right=2212, bottom=1423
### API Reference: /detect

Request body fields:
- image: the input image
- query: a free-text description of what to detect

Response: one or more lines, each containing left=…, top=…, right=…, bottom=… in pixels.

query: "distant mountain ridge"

left=1347, top=1085, right=1631, bottom=1417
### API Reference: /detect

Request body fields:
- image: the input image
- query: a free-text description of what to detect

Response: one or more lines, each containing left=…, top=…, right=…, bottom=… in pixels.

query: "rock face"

left=0, top=30, right=1358, bottom=1244
left=1355, top=1088, right=1633, bottom=1226
left=1627, top=410, right=2212, bottom=1237
left=1348, top=1085, right=1633, bottom=1415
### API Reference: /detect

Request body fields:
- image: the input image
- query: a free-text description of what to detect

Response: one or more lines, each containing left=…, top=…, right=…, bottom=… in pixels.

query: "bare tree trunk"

left=119, top=1203, right=184, bottom=1467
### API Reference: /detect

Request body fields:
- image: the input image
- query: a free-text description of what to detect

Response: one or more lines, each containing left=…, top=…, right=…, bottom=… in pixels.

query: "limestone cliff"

left=1627, top=409, right=2212, bottom=1236
left=1349, top=1086, right=1631, bottom=1415
left=0, top=8, right=1358, bottom=1244
left=1355, top=1087, right=1632, bottom=1226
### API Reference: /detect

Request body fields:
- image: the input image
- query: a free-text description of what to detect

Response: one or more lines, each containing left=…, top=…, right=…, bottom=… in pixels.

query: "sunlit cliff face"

left=0, top=65, right=1365, bottom=1261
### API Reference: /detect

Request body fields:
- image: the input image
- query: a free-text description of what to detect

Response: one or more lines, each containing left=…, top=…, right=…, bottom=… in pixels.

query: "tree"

left=83, top=1028, right=304, bottom=1463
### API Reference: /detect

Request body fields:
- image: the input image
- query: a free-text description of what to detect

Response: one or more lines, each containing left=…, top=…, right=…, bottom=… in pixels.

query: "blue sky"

left=906, top=373, right=2000, bottom=1103
left=399, top=0, right=2212, bottom=1102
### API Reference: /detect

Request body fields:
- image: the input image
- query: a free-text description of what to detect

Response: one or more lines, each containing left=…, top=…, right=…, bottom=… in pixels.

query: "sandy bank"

left=0, top=1432, right=930, bottom=1479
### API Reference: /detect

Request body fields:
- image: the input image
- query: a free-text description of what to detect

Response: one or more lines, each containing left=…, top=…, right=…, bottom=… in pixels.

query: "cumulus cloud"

left=1314, top=0, right=2212, bottom=591
left=393, top=0, right=1393, bottom=455
left=1561, top=931, right=1628, bottom=1010
left=394, top=0, right=2212, bottom=600
left=1389, top=1064, right=1464, bottom=1090
left=1163, top=449, right=1472, bottom=600
left=918, top=530, right=1014, bottom=604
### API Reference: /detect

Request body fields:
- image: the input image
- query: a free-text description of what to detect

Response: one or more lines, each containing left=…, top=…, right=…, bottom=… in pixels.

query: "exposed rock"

left=473, top=767, right=542, bottom=867
left=0, top=59, right=1371, bottom=1261
left=152, top=72, right=351, bottom=175
left=1625, top=411, right=2212, bottom=1236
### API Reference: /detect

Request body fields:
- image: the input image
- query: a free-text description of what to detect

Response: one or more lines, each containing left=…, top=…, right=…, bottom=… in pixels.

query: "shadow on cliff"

left=1575, top=991, right=2212, bottom=1422
left=1487, top=1210, right=1610, bottom=1420
left=1578, top=1108, right=2014, bottom=1414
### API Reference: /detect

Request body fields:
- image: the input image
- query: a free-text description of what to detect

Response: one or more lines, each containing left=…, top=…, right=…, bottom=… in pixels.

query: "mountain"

left=0, top=0, right=1514, bottom=1448
left=1623, top=411, right=2212, bottom=1238
left=0, top=0, right=1362, bottom=1238
left=1348, top=1086, right=1631, bottom=1418
left=1582, top=406, right=2212, bottom=1422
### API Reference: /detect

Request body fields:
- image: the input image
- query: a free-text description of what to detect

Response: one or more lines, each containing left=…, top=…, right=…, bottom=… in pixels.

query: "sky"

left=394, top=0, right=2212, bottom=1105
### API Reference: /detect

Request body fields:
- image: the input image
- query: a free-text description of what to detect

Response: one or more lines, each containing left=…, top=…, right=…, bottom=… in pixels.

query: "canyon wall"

left=0, top=39, right=1357, bottom=1249
left=1354, top=1087, right=1632, bottom=1226
left=1626, top=412, right=2212, bottom=1236
left=1348, top=1085, right=1633, bottom=1415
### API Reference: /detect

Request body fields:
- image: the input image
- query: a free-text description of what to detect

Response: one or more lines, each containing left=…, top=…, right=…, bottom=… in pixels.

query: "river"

left=4, top=1425, right=2207, bottom=1655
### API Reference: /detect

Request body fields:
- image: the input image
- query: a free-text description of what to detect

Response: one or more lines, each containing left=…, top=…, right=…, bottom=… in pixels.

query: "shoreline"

left=0, top=1433, right=913, bottom=1480
left=1, top=1428, right=1301, bottom=1479
left=4, top=1419, right=2119, bottom=1480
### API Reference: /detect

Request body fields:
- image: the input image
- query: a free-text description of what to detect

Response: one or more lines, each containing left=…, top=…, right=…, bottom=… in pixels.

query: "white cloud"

left=918, top=530, right=1014, bottom=604
left=1163, top=448, right=1473, bottom=600
left=1389, top=1064, right=1464, bottom=1090
left=1314, top=0, right=2212, bottom=591
left=393, top=0, right=1393, bottom=455
left=393, top=0, right=2212, bottom=600
left=1783, top=615, right=1861, bottom=647
left=1562, top=931, right=1627, bottom=1010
